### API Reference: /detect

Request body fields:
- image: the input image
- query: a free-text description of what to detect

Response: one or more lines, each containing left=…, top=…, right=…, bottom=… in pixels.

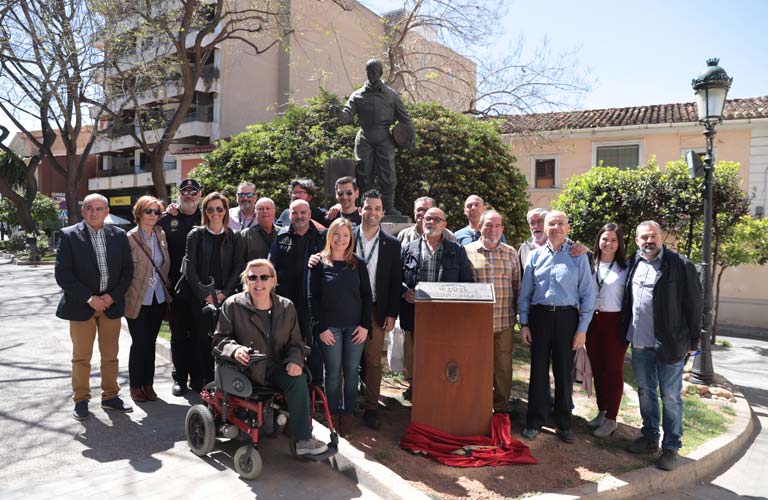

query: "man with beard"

left=621, top=221, right=701, bottom=471
left=228, top=181, right=258, bottom=231
left=158, top=178, right=203, bottom=396
left=400, top=207, right=472, bottom=400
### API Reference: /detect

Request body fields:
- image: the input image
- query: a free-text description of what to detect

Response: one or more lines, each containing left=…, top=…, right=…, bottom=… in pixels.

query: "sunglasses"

left=337, top=190, right=354, bottom=197
left=143, top=208, right=162, bottom=216
left=180, top=189, right=199, bottom=196
left=424, top=216, right=445, bottom=223
left=206, top=206, right=225, bottom=214
left=247, top=274, right=272, bottom=282
left=237, top=192, right=256, bottom=199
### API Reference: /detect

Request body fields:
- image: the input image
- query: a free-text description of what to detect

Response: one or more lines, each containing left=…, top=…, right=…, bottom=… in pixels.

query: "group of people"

left=54, top=176, right=702, bottom=470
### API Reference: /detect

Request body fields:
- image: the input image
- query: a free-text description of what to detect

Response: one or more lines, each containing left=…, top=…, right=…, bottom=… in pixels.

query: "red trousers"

left=585, top=311, right=628, bottom=420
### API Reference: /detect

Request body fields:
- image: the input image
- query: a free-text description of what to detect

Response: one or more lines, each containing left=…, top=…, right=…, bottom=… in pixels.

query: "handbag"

left=131, top=232, right=172, bottom=320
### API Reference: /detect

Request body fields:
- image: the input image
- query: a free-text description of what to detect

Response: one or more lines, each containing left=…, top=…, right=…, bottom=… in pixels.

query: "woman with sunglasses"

left=213, top=259, right=328, bottom=456
left=125, top=196, right=171, bottom=402
left=308, top=218, right=372, bottom=437
left=178, top=192, right=243, bottom=388
left=586, top=222, right=629, bottom=437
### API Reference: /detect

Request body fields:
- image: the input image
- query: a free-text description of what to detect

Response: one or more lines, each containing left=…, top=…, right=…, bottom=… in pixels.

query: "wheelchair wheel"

left=185, top=404, right=216, bottom=456
left=234, top=445, right=262, bottom=480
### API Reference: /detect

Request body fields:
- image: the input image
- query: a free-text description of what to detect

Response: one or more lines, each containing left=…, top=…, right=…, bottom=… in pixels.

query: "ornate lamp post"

left=688, top=58, right=732, bottom=384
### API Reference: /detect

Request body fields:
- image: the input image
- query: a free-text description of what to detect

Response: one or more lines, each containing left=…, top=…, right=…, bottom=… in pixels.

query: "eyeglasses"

left=291, top=190, right=308, bottom=196
left=180, top=189, right=199, bottom=196
left=424, top=216, right=445, bottom=223
left=337, top=190, right=354, bottom=197
left=237, top=192, right=256, bottom=199
left=206, top=206, right=225, bottom=214
left=143, top=208, right=162, bottom=216
left=247, top=274, right=272, bottom=282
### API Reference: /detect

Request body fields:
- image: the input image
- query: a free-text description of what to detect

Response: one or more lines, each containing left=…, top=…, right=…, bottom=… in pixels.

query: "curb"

left=151, top=333, right=426, bottom=499
left=531, top=388, right=755, bottom=499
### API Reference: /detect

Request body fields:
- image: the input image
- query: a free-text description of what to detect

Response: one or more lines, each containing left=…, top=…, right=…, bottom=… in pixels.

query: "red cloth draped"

left=399, top=413, right=537, bottom=467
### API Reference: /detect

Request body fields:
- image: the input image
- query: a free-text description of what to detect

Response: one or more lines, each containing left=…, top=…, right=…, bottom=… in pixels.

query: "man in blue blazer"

left=55, top=194, right=134, bottom=420
left=354, top=190, right=402, bottom=429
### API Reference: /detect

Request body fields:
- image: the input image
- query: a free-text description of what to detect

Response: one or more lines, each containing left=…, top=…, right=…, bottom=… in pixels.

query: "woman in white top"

left=585, top=223, right=629, bottom=438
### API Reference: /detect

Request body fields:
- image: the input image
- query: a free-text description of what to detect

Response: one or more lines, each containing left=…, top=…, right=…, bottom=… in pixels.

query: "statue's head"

left=366, top=59, right=383, bottom=83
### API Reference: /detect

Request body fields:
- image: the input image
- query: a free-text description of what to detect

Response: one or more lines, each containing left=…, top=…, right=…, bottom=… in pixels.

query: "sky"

left=3, top=0, right=767, bottom=142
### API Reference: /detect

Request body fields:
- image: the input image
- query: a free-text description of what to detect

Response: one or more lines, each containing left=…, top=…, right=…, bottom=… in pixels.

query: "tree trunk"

left=150, top=154, right=170, bottom=203
left=65, top=152, right=82, bottom=225
left=712, top=264, right=727, bottom=344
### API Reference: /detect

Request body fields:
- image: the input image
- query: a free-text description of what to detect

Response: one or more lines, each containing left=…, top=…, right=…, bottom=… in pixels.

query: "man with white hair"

left=241, top=197, right=278, bottom=264
left=55, top=193, right=134, bottom=420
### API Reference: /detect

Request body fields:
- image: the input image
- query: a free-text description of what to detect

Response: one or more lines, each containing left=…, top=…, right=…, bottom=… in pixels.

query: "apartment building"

left=88, top=0, right=476, bottom=205
left=502, top=96, right=768, bottom=330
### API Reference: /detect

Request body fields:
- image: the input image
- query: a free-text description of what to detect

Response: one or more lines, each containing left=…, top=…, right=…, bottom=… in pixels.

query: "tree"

left=0, top=0, right=100, bottom=225
left=84, top=0, right=305, bottom=202
left=0, top=192, right=59, bottom=230
left=374, top=0, right=592, bottom=116
left=193, top=92, right=530, bottom=240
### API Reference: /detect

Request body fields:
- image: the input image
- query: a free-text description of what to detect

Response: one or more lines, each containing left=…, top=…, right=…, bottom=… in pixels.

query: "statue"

left=330, top=59, right=415, bottom=216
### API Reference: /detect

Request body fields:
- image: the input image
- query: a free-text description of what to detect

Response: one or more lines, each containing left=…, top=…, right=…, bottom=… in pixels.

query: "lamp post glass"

left=689, top=58, right=732, bottom=385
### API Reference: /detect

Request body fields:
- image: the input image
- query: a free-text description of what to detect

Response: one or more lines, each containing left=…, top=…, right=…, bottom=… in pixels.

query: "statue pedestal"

left=324, top=158, right=356, bottom=202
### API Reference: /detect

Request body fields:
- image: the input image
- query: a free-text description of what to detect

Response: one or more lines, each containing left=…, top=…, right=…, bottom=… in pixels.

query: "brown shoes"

left=142, top=385, right=158, bottom=401
left=130, top=387, right=147, bottom=402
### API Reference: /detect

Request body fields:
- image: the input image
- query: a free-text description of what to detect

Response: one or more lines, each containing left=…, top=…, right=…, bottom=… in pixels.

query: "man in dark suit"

left=55, top=193, right=134, bottom=420
left=354, top=190, right=401, bottom=429
left=400, top=207, right=473, bottom=400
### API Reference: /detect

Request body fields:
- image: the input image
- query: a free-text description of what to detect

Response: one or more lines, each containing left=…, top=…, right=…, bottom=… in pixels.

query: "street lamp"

left=688, top=58, right=732, bottom=385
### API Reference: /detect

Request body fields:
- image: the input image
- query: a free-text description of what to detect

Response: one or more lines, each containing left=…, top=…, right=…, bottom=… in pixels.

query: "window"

left=530, top=156, right=558, bottom=189
left=594, top=142, right=641, bottom=169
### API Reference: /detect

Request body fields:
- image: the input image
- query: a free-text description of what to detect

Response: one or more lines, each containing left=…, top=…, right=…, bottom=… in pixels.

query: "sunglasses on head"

left=206, top=206, right=225, bottom=214
left=337, top=190, right=354, bottom=197
left=247, top=274, right=272, bottom=282
left=143, top=208, right=162, bottom=216
left=180, top=189, right=199, bottom=196
left=237, top=192, right=256, bottom=199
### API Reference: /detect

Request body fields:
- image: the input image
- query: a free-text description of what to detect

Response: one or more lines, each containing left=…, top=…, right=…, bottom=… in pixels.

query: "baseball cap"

left=178, top=178, right=201, bottom=191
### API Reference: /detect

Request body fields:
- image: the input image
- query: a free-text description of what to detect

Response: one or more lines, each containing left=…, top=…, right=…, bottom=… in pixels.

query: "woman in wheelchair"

left=212, top=258, right=328, bottom=456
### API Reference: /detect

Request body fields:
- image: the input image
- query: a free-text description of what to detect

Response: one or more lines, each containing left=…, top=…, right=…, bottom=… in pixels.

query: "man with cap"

left=158, top=178, right=203, bottom=396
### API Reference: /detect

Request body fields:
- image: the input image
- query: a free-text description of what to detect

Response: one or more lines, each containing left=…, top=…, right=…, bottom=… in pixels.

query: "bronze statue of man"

left=331, top=59, right=415, bottom=216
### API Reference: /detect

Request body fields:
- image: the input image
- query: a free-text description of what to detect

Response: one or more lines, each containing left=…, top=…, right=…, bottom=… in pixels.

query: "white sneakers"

left=296, top=437, right=329, bottom=456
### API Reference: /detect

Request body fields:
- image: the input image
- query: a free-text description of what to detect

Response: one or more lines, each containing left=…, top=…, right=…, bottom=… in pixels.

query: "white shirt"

left=593, top=260, right=628, bottom=312
left=358, top=228, right=380, bottom=303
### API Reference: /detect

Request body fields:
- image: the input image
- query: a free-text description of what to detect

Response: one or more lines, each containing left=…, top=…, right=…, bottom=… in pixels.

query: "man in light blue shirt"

left=518, top=210, right=595, bottom=443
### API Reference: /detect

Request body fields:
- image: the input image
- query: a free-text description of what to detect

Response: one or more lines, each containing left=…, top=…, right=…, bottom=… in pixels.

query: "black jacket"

left=354, top=226, right=401, bottom=326
left=176, top=226, right=242, bottom=302
left=158, top=208, right=201, bottom=288
left=399, top=238, right=473, bottom=331
left=620, top=247, right=702, bottom=364
left=55, top=222, right=133, bottom=321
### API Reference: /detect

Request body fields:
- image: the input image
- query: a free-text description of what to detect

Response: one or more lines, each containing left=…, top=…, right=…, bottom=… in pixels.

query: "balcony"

left=89, top=160, right=179, bottom=191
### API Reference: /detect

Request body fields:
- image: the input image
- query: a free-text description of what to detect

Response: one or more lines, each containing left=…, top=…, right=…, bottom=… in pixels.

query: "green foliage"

left=193, top=91, right=529, bottom=241
left=714, top=216, right=768, bottom=268
left=553, top=159, right=750, bottom=256
left=0, top=192, right=59, bottom=229
left=3, top=231, right=50, bottom=254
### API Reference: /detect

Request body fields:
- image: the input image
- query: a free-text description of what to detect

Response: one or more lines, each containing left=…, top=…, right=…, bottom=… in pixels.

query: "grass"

left=717, top=339, right=732, bottom=347
left=158, top=321, right=171, bottom=342
left=680, top=394, right=729, bottom=454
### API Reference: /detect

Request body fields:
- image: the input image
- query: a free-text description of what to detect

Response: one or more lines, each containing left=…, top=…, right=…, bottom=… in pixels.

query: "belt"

left=531, top=304, right=577, bottom=312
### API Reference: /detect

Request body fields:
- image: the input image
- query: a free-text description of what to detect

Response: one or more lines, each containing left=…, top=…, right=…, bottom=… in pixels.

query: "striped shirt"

left=465, top=240, right=520, bottom=332
left=86, top=223, right=109, bottom=293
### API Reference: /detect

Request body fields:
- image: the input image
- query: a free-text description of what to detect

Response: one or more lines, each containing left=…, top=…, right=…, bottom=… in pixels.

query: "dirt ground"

left=333, top=350, right=658, bottom=500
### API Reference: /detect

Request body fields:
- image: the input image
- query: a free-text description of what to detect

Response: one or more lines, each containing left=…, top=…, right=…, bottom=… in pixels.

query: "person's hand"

left=216, top=293, right=226, bottom=304
left=404, top=288, right=416, bottom=304
left=204, top=294, right=214, bottom=305
left=520, top=326, right=532, bottom=345
left=234, top=346, right=251, bottom=366
left=326, top=203, right=342, bottom=219
left=352, top=326, right=368, bottom=344
left=383, top=316, right=396, bottom=332
left=307, top=252, right=322, bottom=268
left=99, top=293, right=114, bottom=307
left=572, top=331, right=586, bottom=350
left=319, top=329, right=335, bottom=346
left=329, top=104, right=340, bottom=119
left=570, top=243, right=588, bottom=257
left=87, top=295, right=107, bottom=312
left=285, top=362, right=302, bottom=377
left=165, top=203, right=179, bottom=216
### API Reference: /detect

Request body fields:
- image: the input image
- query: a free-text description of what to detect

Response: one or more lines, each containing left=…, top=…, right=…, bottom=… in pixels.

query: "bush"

left=6, top=231, right=50, bottom=254
left=193, top=91, right=529, bottom=241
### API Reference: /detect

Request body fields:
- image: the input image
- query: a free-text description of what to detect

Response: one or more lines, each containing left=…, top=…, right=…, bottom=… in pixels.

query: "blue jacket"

left=55, top=222, right=133, bottom=321
left=399, top=238, right=473, bottom=331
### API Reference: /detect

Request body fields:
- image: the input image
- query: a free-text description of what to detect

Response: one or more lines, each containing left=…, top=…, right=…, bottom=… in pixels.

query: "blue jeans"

left=320, top=326, right=365, bottom=415
left=631, top=348, right=684, bottom=451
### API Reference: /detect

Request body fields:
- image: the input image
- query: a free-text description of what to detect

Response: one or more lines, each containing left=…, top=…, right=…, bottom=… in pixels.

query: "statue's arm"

left=330, top=95, right=356, bottom=125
